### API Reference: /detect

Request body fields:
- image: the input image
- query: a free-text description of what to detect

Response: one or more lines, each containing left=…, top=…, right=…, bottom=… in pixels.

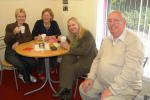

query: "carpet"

left=0, top=70, right=83, bottom=100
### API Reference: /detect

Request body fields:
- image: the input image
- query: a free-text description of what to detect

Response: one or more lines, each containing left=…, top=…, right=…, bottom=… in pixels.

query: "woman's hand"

left=12, top=42, right=19, bottom=50
left=13, top=27, right=20, bottom=34
left=34, top=35, right=42, bottom=40
left=61, top=41, right=70, bottom=50
left=57, top=35, right=62, bottom=41
left=45, top=35, right=56, bottom=42
left=81, top=78, right=94, bottom=93
left=49, top=35, right=56, bottom=39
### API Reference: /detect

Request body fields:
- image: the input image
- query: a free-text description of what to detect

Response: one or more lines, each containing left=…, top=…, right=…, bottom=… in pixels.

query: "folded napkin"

left=23, top=47, right=33, bottom=51
left=49, top=38, right=58, bottom=43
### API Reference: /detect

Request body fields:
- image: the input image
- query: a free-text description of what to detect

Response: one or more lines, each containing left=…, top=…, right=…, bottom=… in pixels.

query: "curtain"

left=96, top=0, right=107, bottom=49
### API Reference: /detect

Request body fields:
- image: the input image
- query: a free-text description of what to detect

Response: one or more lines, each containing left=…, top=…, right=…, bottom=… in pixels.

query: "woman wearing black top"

left=32, top=8, right=61, bottom=80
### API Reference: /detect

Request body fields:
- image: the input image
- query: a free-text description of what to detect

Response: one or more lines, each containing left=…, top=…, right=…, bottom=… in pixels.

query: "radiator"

left=0, top=35, right=5, bottom=49
left=0, top=35, right=5, bottom=60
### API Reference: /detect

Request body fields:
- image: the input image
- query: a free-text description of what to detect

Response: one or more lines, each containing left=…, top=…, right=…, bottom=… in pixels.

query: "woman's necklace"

left=44, top=23, right=51, bottom=29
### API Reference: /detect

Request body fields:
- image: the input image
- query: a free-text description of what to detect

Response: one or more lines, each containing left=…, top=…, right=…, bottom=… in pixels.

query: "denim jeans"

left=5, top=48, right=37, bottom=82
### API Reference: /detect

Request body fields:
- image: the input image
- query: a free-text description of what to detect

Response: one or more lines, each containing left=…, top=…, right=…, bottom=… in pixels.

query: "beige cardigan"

left=88, top=29, right=145, bottom=96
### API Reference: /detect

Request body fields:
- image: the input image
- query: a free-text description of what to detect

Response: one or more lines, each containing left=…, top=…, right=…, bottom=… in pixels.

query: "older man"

left=79, top=11, right=145, bottom=100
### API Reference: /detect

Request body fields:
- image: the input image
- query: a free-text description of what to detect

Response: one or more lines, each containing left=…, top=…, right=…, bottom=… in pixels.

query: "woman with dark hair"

left=32, top=8, right=61, bottom=80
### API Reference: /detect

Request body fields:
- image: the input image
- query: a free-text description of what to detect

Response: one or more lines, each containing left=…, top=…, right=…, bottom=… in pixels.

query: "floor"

left=0, top=70, right=83, bottom=100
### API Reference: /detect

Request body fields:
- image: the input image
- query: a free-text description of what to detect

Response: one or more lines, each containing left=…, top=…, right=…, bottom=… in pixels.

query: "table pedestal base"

left=24, top=58, right=56, bottom=95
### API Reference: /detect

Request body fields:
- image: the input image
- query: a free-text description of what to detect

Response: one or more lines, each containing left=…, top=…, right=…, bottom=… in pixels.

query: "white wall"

left=0, top=0, right=98, bottom=38
left=0, top=0, right=98, bottom=60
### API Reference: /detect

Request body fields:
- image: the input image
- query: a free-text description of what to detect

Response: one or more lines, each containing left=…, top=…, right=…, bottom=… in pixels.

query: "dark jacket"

left=68, top=28, right=98, bottom=69
left=32, top=20, right=61, bottom=37
left=59, top=28, right=98, bottom=89
left=4, top=22, right=32, bottom=51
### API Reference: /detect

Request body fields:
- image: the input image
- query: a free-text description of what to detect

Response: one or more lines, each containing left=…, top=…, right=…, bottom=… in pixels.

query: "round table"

left=16, top=40, right=69, bottom=58
left=15, top=40, right=69, bottom=95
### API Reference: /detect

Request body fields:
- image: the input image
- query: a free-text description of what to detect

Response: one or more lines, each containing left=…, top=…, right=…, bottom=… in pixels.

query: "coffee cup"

left=61, top=36, right=66, bottom=42
left=39, top=43, right=45, bottom=48
left=41, top=34, right=46, bottom=40
left=19, top=26, right=25, bottom=34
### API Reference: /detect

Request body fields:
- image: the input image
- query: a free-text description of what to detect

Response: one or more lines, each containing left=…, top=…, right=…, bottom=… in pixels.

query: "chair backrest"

left=0, top=60, right=2, bottom=70
left=0, top=59, right=18, bottom=90
left=143, top=57, right=148, bottom=68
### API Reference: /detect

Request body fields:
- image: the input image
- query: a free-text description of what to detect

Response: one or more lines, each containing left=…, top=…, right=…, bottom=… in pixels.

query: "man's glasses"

left=107, top=19, right=123, bottom=24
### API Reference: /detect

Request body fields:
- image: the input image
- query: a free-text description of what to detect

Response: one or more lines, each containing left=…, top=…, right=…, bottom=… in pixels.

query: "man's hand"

left=81, top=78, right=93, bottom=93
left=101, top=88, right=112, bottom=100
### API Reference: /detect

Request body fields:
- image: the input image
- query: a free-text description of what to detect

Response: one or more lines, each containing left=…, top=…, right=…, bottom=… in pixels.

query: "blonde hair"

left=15, top=8, right=26, bottom=18
left=67, top=17, right=81, bottom=28
left=67, top=17, right=86, bottom=41
left=41, top=8, right=54, bottom=21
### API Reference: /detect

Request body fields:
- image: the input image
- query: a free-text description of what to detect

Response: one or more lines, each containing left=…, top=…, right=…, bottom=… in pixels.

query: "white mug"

left=41, top=34, right=46, bottom=40
left=61, top=36, right=66, bottom=42
left=19, top=26, right=25, bottom=34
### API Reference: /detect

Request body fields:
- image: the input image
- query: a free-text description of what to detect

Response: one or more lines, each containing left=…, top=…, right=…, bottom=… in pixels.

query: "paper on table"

left=34, top=44, right=41, bottom=51
left=44, top=43, right=50, bottom=50
left=34, top=44, right=50, bottom=51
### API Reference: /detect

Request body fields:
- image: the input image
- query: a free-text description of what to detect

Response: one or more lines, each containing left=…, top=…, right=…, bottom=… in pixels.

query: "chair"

left=143, top=57, right=148, bottom=68
left=133, top=57, right=149, bottom=100
left=0, top=59, right=18, bottom=91
left=144, top=95, right=150, bottom=100
left=142, top=57, right=149, bottom=100
left=74, top=75, right=87, bottom=98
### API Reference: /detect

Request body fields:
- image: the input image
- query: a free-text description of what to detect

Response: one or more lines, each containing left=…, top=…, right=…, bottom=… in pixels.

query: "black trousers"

left=37, top=57, right=57, bottom=74
left=5, top=49, right=37, bottom=82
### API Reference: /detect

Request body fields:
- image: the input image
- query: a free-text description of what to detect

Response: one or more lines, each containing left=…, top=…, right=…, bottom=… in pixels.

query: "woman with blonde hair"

left=52, top=17, right=97, bottom=100
left=4, top=8, right=37, bottom=83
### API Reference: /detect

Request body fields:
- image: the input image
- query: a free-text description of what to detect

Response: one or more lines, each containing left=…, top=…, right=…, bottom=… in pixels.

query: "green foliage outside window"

left=111, top=0, right=150, bottom=34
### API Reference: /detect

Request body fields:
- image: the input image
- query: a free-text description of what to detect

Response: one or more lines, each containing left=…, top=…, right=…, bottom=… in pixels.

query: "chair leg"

left=55, top=68, right=58, bottom=74
left=144, top=95, right=150, bottom=100
left=0, top=69, right=3, bottom=85
left=74, top=79, right=79, bottom=98
left=13, top=69, right=18, bottom=91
